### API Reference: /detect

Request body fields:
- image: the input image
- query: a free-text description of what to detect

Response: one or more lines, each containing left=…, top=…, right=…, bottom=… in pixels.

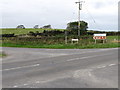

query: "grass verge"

left=0, top=52, right=6, bottom=57
left=1, top=42, right=119, bottom=49
left=1, top=36, right=119, bottom=49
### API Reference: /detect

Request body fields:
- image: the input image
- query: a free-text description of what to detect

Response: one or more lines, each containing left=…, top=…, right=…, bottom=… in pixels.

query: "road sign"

left=93, top=34, right=107, bottom=44
left=93, top=34, right=106, bottom=40
left=71, top=39, right=79, bottom=44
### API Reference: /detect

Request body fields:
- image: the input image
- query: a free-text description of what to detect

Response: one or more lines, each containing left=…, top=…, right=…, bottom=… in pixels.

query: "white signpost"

left=93, top=34, right=107, bottom=44
left=71, top=39, right=79, bottom=44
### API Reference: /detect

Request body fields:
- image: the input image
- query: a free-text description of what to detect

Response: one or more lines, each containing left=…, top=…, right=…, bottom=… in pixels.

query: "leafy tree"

left=41, top=25, right=52, bottom=29
left=66, top=21, right=88, bottom=35
left=34, top=25, right=39, bottom=29
left=16, top=25, right=25, bottom=29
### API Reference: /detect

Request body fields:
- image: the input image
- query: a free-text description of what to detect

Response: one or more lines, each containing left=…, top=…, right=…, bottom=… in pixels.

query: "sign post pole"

left=95, top=39, right=97, bottom=44
left=65, top=30, right=68, bottom=44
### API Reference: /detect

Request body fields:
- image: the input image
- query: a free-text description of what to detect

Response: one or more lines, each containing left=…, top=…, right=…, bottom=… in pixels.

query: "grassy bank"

left=1, top=36, right=119, bottom=49
left=1, top=42, right=119, bottom=49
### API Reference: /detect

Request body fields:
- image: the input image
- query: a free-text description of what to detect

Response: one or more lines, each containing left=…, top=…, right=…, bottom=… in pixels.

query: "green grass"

left=1, top=36, right=119, bottom=49
left=0, top=54, right=2, bottom=57
left=107, top=36, right=118, bottom=40
left=0, top=52, right=6, bottom=57
left=0, top=28, right=65, bottom=35
left=1, top=42, right=119, bottom=49
left=1, top=28, right=119, bottom=49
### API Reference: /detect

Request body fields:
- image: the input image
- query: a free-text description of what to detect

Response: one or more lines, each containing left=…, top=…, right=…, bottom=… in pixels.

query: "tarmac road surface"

left=1, top=47, right=119, bottom=88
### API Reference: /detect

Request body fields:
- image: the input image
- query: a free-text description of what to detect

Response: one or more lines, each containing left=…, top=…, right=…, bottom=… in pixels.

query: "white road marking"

left=100, top=48, right=118, bottom=51
left=88, top=72, right=92, bottom=77
left=67, top=53, right=113, bottom=62
left=101, top=66, right=106, bottom=68
left=67, top=58, right=79, bottom=61
left=1, top=64, right=40, bottom=71
left=97, top=63, right=117, bottom=69
left=16, top=76, right=71, bottom=87
left=23, top=84, right=28, bottom=86
left=13, top=85, right=18, bottom=88
left=73, top=69, right=92, bottom=78
left=109, top=64, right=116, bottom=66
left=97, top=65, right=107, bottom=69
left=36, top=81, right=40, bottom=83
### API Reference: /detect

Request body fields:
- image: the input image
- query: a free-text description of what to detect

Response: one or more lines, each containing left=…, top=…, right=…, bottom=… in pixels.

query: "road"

left=1, top=47, right=118, bottom=88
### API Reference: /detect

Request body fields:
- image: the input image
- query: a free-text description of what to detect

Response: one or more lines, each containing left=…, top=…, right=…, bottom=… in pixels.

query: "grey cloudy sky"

left=0, top=0, right=119, bottom=31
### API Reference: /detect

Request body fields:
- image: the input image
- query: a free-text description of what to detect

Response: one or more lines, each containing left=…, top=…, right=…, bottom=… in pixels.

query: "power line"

left=84, top=7, right=105, bottom=30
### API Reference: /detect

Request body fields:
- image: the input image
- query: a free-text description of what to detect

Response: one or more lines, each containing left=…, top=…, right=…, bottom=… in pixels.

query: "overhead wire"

left=84, top=5, right=103, bottom=31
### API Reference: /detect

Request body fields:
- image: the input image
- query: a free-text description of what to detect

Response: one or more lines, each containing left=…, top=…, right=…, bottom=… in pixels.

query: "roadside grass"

left=0, top=28, right=65, bottom=35
left=1, top=36, right=119, bottom=49
left=1, top=28, right=119, bottom=49
left=1, top=42, right=119, bottom=49
left=0, top=52, right=6, bottom=57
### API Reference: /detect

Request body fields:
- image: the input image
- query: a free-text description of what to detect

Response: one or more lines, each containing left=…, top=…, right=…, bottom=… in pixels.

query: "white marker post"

left=71, top=39, right=79, bottom=44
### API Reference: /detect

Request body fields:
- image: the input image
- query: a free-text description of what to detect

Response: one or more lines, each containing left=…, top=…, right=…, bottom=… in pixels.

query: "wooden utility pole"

left=75, top=0, right=84, bottom=37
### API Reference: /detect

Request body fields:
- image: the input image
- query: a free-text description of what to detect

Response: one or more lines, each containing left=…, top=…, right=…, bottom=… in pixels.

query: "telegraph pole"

left=75, top=0, right=84, bottom=37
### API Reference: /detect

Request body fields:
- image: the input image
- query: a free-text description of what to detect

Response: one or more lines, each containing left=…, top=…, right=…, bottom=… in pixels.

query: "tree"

left=66, top=21, right=88, bottom=35
left=41, top=25, right=52, bottom=29
left=34, top=25, right=39, bottom=29
left=16, top=25, right=25, bottom=29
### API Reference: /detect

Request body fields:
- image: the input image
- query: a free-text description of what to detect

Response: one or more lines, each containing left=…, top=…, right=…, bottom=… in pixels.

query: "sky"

left=0, top=0, right=119, bottom=31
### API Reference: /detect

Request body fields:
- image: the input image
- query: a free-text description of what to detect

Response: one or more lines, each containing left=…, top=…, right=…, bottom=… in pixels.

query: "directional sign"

left=93, top=34, right=106, bottom=40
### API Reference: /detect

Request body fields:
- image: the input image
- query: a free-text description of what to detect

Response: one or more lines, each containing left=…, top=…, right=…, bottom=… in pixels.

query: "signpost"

left=71, top=39, right=79, bottom=44
left=65, top=30, right=68, bottom=44
left=93, top=34, right=107, bottom=44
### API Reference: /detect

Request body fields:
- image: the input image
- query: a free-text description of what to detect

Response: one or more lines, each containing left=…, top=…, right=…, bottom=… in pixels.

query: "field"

left=0, top=28, right=119, bottom=49
left=0, top=28, right=65, bottom=35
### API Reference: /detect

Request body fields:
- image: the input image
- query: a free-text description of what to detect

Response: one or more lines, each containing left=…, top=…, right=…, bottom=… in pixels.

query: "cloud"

left=1, top=0, right=119, bottom=31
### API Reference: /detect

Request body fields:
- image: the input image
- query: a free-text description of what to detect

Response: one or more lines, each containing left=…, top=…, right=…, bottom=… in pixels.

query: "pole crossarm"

left=75, top=1, right=84, bottom=10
